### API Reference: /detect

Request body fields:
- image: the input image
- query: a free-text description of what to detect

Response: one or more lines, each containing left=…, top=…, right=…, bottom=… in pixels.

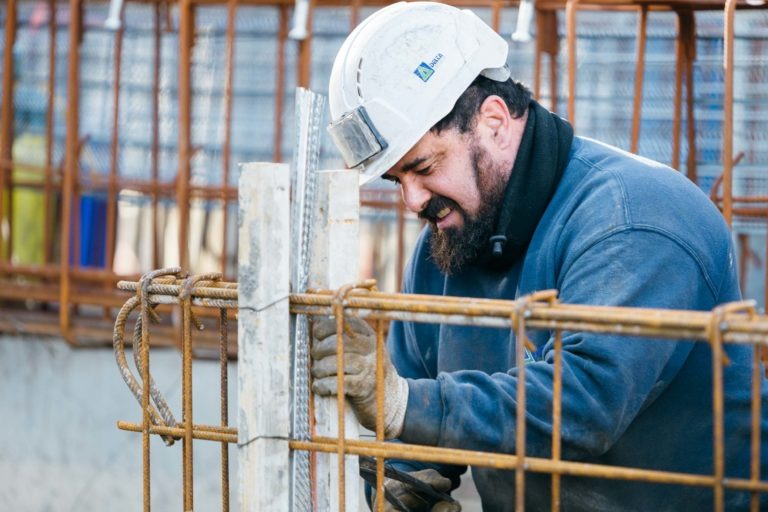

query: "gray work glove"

left=372, top=469, right=462, bottom=512
left=311, top=315, right=408, bottom=439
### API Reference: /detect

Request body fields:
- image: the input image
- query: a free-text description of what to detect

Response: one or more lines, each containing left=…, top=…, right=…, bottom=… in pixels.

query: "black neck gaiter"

left=479, top=100, right=574, bottom=271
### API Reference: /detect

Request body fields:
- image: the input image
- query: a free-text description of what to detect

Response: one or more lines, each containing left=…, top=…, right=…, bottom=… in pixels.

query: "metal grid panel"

left=115, top=272, right=768, bottom=511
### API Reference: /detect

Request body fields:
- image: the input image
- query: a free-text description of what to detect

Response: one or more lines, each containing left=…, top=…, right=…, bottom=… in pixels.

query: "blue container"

left=78, top=195, right=107, bottom=268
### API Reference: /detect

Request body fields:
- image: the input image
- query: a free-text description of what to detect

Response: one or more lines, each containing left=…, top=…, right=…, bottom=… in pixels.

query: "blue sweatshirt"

left=388, top=136, right=768, bottom=511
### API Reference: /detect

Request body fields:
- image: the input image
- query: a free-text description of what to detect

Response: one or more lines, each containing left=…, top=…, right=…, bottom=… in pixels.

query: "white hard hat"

left=327, top=1, right=510, bottom=186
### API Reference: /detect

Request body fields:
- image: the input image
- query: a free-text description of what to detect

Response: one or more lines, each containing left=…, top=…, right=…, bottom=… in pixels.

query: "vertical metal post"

left=151, top=2, right=162, bottom=270
left=297, top=0, right=315, bottom=88
left=630, top=6, right=647, bottom=155
left=0, top=0, right=17, bottom=264
left=220, top=0, right=237, bottom=278
left=237, top=162, right=291, bottom=511
left=513, top=306, right=529, bottom=512
left=551, top=330, right=563, bottom=511
left=44, top=0, right=57, bottom=266
left=219, top=308, right=230, bottom=512
left=177, top=0, right=193, bottom=269
left=672, top=11, right=684, bottom=171
left=565, top=0, right=578, bottom=125
left=105, top=18, right=124, bottom=294
left=60, top=0, right=82, bottom=340
left=273, top=6, right=288, bottom=163
left=309, top=169, right=361, bottom=512
left=750, top=343, right=762, bottom=512
left=722, top=0, right=736, bottom=227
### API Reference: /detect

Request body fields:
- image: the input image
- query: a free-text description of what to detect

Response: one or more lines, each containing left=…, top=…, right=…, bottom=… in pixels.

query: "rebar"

left=116, top=274, right=768, bottom=511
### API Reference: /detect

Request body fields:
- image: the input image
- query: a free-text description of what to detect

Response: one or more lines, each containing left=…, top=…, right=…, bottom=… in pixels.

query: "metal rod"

left=750, top=343, right=762, bottom=512
left=220, top=308, right=230, bottom=512
left=105, top=15, right=125, bottom=297
left=565, top=0, right=578, bottom=125
left=60, top=0, right=83, bottom=344
left=44, top=0, right=57, bottom=268
left=221, top=0, right=237, bottom=279
left=672, top=11, right=683, bottom=171
left=151, top=1, right=162, bottom=270
left=333, top=288, right=349, bottom=512
left=514, top=305, right=528, bottom=512
left=182, top=287, right=194, bottom=511
left=297, top=0, right=315, bottom=88
left=551, top=329, right=563, bottom=511
left=139, top=276, right=153, bottom=512
left=375, top=318, right=385, bottom=512
left=722, top=0, right=736, bottom=227
left=273, top=5, right=288, bottom=162
left=292, top=437, right=768, bottom=493
left=0, top=0, right=17, bottom=266
left=710, top=310, right=726, bottom=512
left=630, top=5, right=647, bottom=155
left=178, top=0, right=194, bottom=269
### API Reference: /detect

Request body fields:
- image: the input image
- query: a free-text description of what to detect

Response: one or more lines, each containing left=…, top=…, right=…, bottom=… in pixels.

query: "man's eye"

left=382, top=174, right=400, bottom=185
left=415, top=166, right=432, bottom=176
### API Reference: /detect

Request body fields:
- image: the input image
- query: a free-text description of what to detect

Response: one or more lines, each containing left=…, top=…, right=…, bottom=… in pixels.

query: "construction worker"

left=311, top=2, right=768, bottom=510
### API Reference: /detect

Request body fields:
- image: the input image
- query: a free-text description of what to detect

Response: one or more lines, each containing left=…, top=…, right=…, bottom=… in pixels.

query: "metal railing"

left=115, top=269, right=768, bottom=511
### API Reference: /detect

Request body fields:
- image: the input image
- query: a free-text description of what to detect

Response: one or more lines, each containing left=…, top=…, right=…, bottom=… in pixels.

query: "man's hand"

left=311, top=315, right=408, bottom=439
left=372, top=469, right=462, bottom=512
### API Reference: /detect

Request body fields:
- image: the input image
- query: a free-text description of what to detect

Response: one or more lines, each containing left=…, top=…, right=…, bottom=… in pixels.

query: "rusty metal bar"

left=565, top=0, right=578, bottom=125
left=182, top=278, right=195, bottom=510
left=44, top=0, right=57, bottom=268
left=551, top=329, right=563, bottom=511
left=178, top=0, right=194, bottom=270
left=491, top=0, right=502, bottom=31
left=293, top=437, right=768, bottom=492
left=0, top=0, right=17, bottom=266
left=629, top=5, right=647, bottom=155
left=514, top=301, right=528, bottom=512
left=375, top=318, right=385, bottom=512
left=60, top=0, right=83, bottom=344
left=116, top=275, right=768, bottom=509
left=118, top=421, right=238, bottom=443
left=105, top=16, right=125, bottom=306
left=219, top=307, right=230, bottom=512
left=273, top=5, right=288, bottom=162
left=297, top=0, right=315, bottom=88
left=672, top=11, right=683, bottom=170
left=151, top=1, right=162, bottom=270
left=751, top=343, right=762, bottom=511
left=220, top=0, right=237, bottom=279
left=722, top=0, right=736, bottom=227
left=139, top=272, right=154, bottom=512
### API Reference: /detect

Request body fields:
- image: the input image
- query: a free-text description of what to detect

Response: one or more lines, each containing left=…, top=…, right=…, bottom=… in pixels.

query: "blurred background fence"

left=0, top=0, right=767, bottom=346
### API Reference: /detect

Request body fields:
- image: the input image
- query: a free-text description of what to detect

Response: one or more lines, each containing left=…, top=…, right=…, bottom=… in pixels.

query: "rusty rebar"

left=0, top=0, right=17, bottom=266
left=221, top=0, right=237, bottom=280
left=722, top=0, right=736, bottom=227
left=375, top=318, right=385, bottom=512
left=178, top=0, right=194, bottom=271
left=179, top=273, right=221, bottom=510
left=220, top=307, right=230, bottom=512
left=44, top=0, right=57, bottom=269
left=115, top=276, right=768, bottom=509
left=60, top=0, right=82, bottom=344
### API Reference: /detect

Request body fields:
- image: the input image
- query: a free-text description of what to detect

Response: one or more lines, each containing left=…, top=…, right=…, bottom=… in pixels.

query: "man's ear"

left=476, top=95, right=515, bottom=150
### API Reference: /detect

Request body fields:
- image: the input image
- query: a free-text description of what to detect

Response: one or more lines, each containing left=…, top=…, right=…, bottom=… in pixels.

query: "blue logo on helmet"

left=414, top=62, right=435, bottom=82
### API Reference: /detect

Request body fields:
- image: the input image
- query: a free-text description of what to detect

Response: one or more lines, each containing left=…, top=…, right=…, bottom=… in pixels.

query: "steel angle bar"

left=289, top=87, right=327, bottom=512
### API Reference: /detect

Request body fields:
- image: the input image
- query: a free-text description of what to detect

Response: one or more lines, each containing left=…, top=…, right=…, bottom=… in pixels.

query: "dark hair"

left=431, top=74, right=532, bottom=134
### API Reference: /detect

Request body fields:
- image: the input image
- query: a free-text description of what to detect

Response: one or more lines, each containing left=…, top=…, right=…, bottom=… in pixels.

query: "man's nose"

left=400, top=180, right=430, bottom=214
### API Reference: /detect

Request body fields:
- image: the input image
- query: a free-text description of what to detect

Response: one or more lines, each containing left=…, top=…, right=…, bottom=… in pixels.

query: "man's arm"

left=400, top=228, right=723, bottom=458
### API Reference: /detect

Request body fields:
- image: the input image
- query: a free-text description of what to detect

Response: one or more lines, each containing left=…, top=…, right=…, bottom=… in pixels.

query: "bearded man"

left=310, top=2, right=768, bottom=511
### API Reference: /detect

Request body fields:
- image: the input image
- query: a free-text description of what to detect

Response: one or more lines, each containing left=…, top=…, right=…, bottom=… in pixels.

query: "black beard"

left=426, top=144, right=508, bottom=275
